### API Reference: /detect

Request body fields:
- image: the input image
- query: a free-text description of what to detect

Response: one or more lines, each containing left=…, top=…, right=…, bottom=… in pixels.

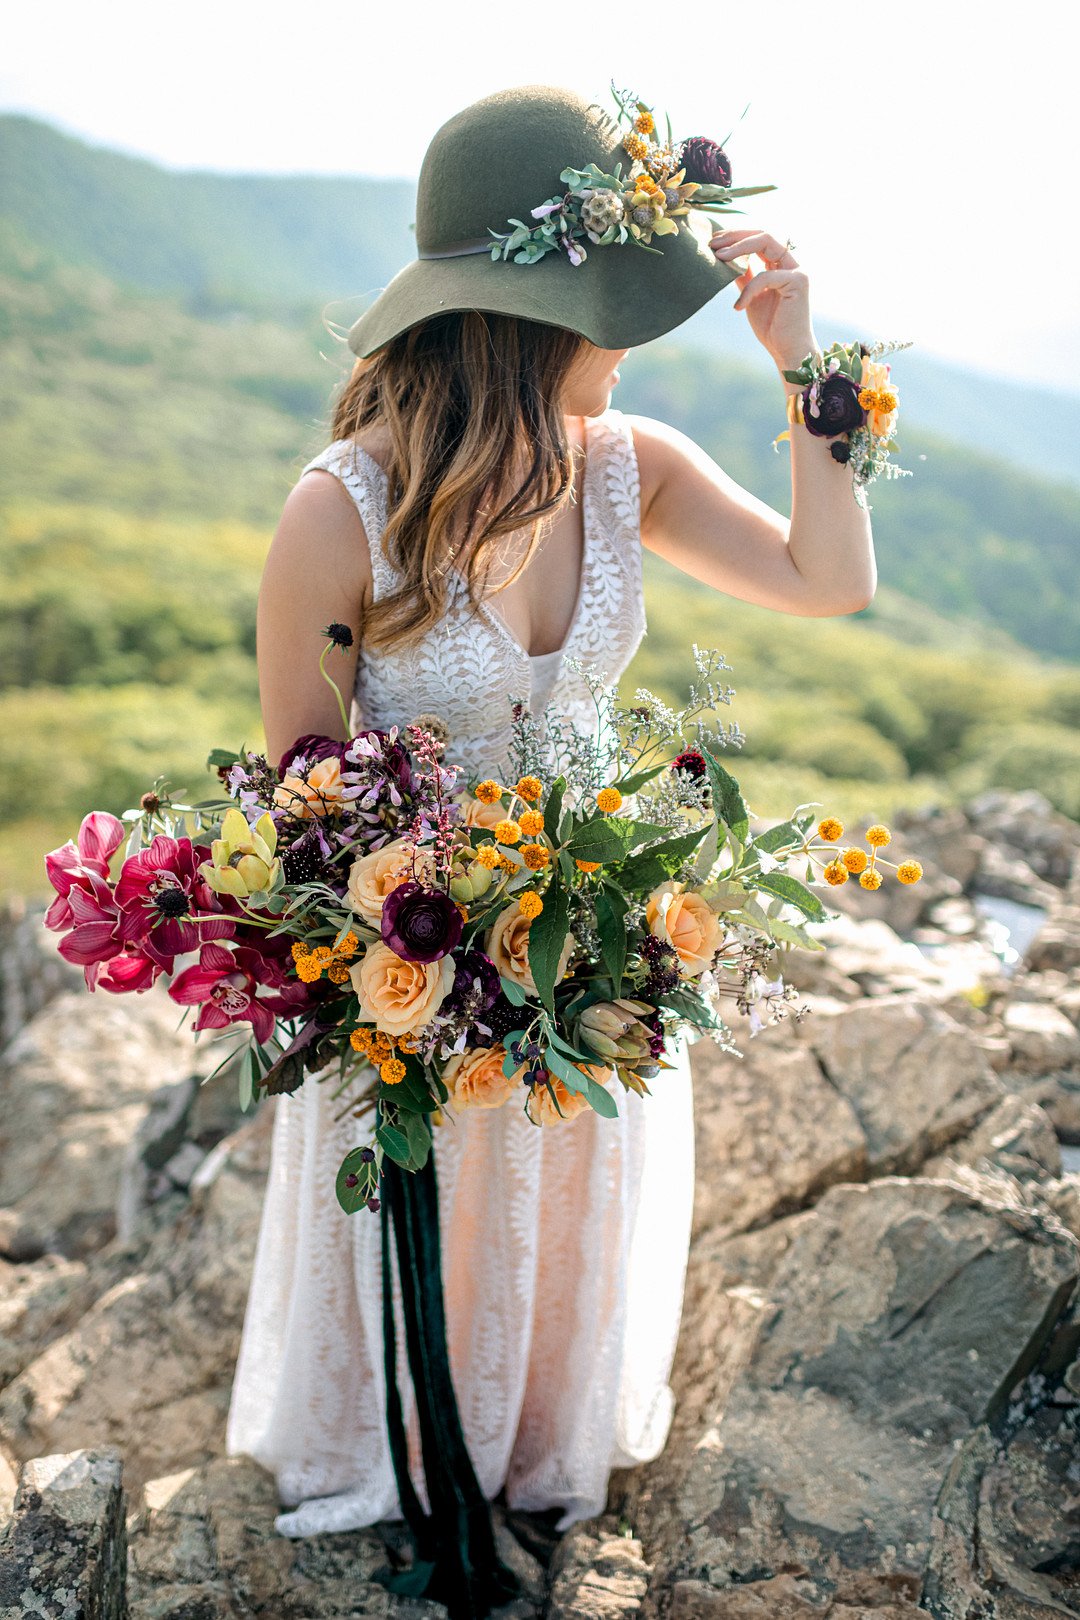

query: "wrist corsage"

left=776, top=339, right=914, bottom=508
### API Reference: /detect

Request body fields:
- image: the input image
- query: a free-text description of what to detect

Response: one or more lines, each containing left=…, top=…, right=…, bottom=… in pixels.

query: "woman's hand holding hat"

left=710, top=227, right=818, bottom=379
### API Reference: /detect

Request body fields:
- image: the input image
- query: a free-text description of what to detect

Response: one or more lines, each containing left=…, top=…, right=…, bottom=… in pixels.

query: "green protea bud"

left=579, top=999, right=655, bottom=1064
left=449, top=873, right=474, bottom=904
left=466, top=859, right=493, bottom=898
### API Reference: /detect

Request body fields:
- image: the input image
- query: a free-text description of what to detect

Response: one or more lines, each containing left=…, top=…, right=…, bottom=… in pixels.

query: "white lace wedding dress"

left=225, top=407, right=697, bottom=1536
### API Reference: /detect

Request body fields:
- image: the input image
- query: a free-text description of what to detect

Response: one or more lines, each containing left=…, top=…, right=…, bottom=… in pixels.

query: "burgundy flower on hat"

left=168, top=941, right=310, bottom=1044
left=381, top=880, right=463, bottom=963
left=114, top=835, right=235, bottom=971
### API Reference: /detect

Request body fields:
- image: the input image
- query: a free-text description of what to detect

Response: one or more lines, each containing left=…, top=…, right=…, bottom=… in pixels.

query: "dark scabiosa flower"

left=381, top=880, right=464, bottom=963
left=640, top=933, right=682, bottom=997
left=678, top=136, right=732, bottom=188
left=280, top=826, right=332, bottom=885
left=672, top=749, right=708, bottom=780
left=830, top=440, right=852, bottom=464
left=802, top=373, right=866, bottom=438
left=485, top=994, right=524, bottom=1044
left=447, top=948, right=502, bottom=1036
left=324, top=622, right=354, bottom=648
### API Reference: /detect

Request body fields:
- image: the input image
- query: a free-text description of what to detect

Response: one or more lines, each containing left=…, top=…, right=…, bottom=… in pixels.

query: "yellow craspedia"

left=327, top=959, right=351, bottom=984
left=519, top=809, right=545, bottom=837
left=370, top=1035, right=393, bottom=1064
left=311, top=945, right=334, bottom=967
left=290, top=940, right=308, bottom=962
left=515, top=776, right=543, bottom=803
left=575, top=859, right=601, bottom=874
left=596, top=787, right=623, bottom=814
left=496, top=853, right=518, bottom=873
left=623, top=131, right=649, bottom=161
left=522, top=843, right=551, bottom=871
left=818, top=817, right=844, bottom=842
left=474, top=842, right=500, bottom=869
left=350, top=1027, right=371, bottom=1052
left=858, top=386, right=881, bottom=410
left=878, top=389, right=898, bottom=412
left=897, top=860, right=924, bottom=885
left=823, top=860, right=849, bottom=885
left=841, top=847, right=868, bottom=874
left=634, top=110, right=656, bottom=134
left=294, top=954, right=323, bottom=982
left=380, top=1058, right=407, bottom=1085
left=495, top=818, right=522, bottom=844
left=860, top=868, right=884, bottom=890
left=474, top=779, right=504, bottom=805
left=865, top=824, right=891, bottom=847
left=334, top=930, right=359, bottom=958
left=518, top=890, right=544, bottom=920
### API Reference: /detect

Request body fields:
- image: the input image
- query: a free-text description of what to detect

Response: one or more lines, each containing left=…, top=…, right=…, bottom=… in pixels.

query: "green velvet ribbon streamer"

left=376, top=1133, right=521, bottom=1618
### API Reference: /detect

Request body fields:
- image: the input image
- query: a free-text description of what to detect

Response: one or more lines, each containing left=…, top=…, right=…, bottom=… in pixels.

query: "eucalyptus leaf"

left=499, top=974, right=527, bottom=1006
left=375, top=1121, right=412, bottom=1167
left=594, top=884, right=629, bottom=995
left=702, top=748, right=749, bottom=841
left=335, top=1146, right=374, bottom=1215
left=752, top=870, right=832, bottom=924
left=526, top=878, right=570, bottom=1012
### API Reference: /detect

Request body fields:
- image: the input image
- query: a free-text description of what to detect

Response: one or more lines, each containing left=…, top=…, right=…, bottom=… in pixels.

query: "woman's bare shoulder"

left=273, top=453, right=374, bottom=604
left=620, top=411, right=712, bottom=517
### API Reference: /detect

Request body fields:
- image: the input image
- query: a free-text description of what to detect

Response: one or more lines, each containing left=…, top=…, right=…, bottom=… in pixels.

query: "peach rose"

left=485, top=903, right=573, bottom=995
left=273, top=756, right=346, bottom=820
left=349, top=943, right=455, bottom=1039
left=443, top=1045, right=519, bottom=1113
left=346, top=838, right=436, bottom=926
left=645, top=880, right=722, bottom=978
left=528, top=1064, right=613, bottom=1127
left=457, top=793, right=506, bottom=831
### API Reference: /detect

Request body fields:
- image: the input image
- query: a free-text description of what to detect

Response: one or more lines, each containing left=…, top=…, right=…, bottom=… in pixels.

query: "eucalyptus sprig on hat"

left=487, top=82, right=776, bottom=268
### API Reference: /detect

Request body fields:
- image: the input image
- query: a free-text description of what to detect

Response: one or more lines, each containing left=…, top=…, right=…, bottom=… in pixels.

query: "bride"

left=225, top=83, right=874, bottom=1552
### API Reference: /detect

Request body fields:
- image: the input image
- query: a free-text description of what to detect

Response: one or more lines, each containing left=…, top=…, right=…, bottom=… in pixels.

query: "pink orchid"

left=44, top=811, right=125, bottom=931
left=55, top=868, right=123, bottom=990
left=97, top=946, right=164, bottom=995
left=115, top=835, right=234, bottom=971
left=169, top=941, right=310, bottom=1046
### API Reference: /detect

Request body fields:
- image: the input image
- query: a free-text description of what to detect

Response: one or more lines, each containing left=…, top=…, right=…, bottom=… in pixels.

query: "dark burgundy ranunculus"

left=802, top=373, right=867, bottom=438
left=672, top=749, right=708, bottom=780
left=277, top=733, right=351, bottom=780
left=678, top=136, right=732, bottom=188
left=381, top=880, right=463, bottom=963
left=450, top=948, right=501, bottom=1013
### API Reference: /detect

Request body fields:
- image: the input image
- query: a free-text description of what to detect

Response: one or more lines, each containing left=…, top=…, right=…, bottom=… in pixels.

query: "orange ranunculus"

left=527, top=1063, right=613, bottom=1127
left=485, top=902, right=573, bottom=996
left=346, top=838, right=436, bottom=926
left=443, top=1045, right=520, bottom=1113
left=645, top=880, right=722, bottom=978
left=348, top=943, right=455, bottom=1039
left=273, top=756, right=346, bottom=820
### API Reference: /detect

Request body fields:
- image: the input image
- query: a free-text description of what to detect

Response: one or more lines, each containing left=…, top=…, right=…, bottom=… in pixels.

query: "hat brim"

left=347, top=209, right=742, bottom=358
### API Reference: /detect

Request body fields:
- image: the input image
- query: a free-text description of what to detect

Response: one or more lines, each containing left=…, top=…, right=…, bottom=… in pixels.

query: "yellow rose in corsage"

left=200, top=807, right=279, bottom=897
left=527, top=1064, right=613, bottom=1127
left=273, top=756, right=346, bottom=820
left=485, top=902, right=574, bottom=996
left=349, top=942, right=456, bottom=1039
left=346, top=838, right=436, bottom=926
left=645, top=880, right=722, bottom=979
left=443, top=1045, right=520, bottom=1113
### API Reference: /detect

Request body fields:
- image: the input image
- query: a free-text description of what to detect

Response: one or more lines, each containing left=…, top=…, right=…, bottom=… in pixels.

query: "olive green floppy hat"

left=347, top=84, right=759, bottom=359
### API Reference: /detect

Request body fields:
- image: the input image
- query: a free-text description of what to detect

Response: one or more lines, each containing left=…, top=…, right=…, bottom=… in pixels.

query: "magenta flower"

left=114, top=835, right=234, bottom=971
left=168, top=941, right=309, bottom=1045
left=97, top=946, right=164, bottom=995
left=54, top=868, right=123, bottom=989
left=44, top=811, right=125, bottom=931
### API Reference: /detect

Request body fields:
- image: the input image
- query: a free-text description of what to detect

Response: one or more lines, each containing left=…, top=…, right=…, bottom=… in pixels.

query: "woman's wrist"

left=775, top=338, right=820, bottom=390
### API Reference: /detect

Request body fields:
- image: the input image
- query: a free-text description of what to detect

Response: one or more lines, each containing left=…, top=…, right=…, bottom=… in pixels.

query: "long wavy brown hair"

left=329, top=310, right=588, bottom=653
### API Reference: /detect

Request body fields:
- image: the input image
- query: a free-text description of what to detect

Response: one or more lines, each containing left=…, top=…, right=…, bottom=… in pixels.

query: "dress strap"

left=588, top=408, right=642, bottom=546
left=299, top=438, right=398, bottom=602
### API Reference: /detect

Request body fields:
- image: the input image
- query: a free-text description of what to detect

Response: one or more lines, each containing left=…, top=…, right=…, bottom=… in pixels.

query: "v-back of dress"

left=225, top=407, right=697, bottom=1535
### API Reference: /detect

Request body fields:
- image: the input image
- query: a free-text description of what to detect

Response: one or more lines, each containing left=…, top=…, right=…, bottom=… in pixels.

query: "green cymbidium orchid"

left=201, top=807, right=280, bottom=897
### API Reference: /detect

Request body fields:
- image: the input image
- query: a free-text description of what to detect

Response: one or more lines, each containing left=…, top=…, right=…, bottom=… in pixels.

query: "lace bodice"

left=299, top=408, right=647, bottom=776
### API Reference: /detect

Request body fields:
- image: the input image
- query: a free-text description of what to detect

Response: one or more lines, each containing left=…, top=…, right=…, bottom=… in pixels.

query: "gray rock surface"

left=0, top=1448, right=127, bottom=1620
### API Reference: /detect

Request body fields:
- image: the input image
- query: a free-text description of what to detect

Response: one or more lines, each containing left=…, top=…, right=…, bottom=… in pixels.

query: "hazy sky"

left=4, top=0, right=1075, bottom=388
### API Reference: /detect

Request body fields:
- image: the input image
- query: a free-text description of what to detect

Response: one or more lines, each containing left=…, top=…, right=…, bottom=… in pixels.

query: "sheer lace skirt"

left=225, top=1036, right=696, bottom=1537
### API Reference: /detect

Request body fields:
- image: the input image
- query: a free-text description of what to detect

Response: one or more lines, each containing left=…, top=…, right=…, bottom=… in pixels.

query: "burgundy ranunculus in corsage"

left=169, top=941, right=311, bottom=1044
left=801, top=372, right=867, bottom=439
left=381, top=880, right=464, bottom=963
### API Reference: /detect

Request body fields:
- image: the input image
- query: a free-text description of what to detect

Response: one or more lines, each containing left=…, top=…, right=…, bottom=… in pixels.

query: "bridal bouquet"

left=44, top=628, right=923, bottom=1217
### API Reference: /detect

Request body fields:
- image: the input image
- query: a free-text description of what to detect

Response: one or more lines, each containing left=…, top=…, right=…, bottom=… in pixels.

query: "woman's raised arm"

left=256, top=470, right=372, bottom=767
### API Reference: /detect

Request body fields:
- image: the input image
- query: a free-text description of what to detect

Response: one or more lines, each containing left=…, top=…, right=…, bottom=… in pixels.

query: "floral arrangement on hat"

left=488, top=83, right=775, bottom=267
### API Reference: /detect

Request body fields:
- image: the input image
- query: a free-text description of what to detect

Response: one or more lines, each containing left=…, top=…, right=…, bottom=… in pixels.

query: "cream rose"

left=528, top=1064, right=613, bottom=1127
left=443, top=1045, right=519, bottom=1113
left=457, top=793, right=506, bottom=831
left=346, top=838, right=436, bottom=926
left=349, top=943, right=455, bottom=1038
left=485, top=903, right=574, bottom=995
left=645, top=880, right=722, bottom=978
left=274, top=756, right=346, bottom=820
